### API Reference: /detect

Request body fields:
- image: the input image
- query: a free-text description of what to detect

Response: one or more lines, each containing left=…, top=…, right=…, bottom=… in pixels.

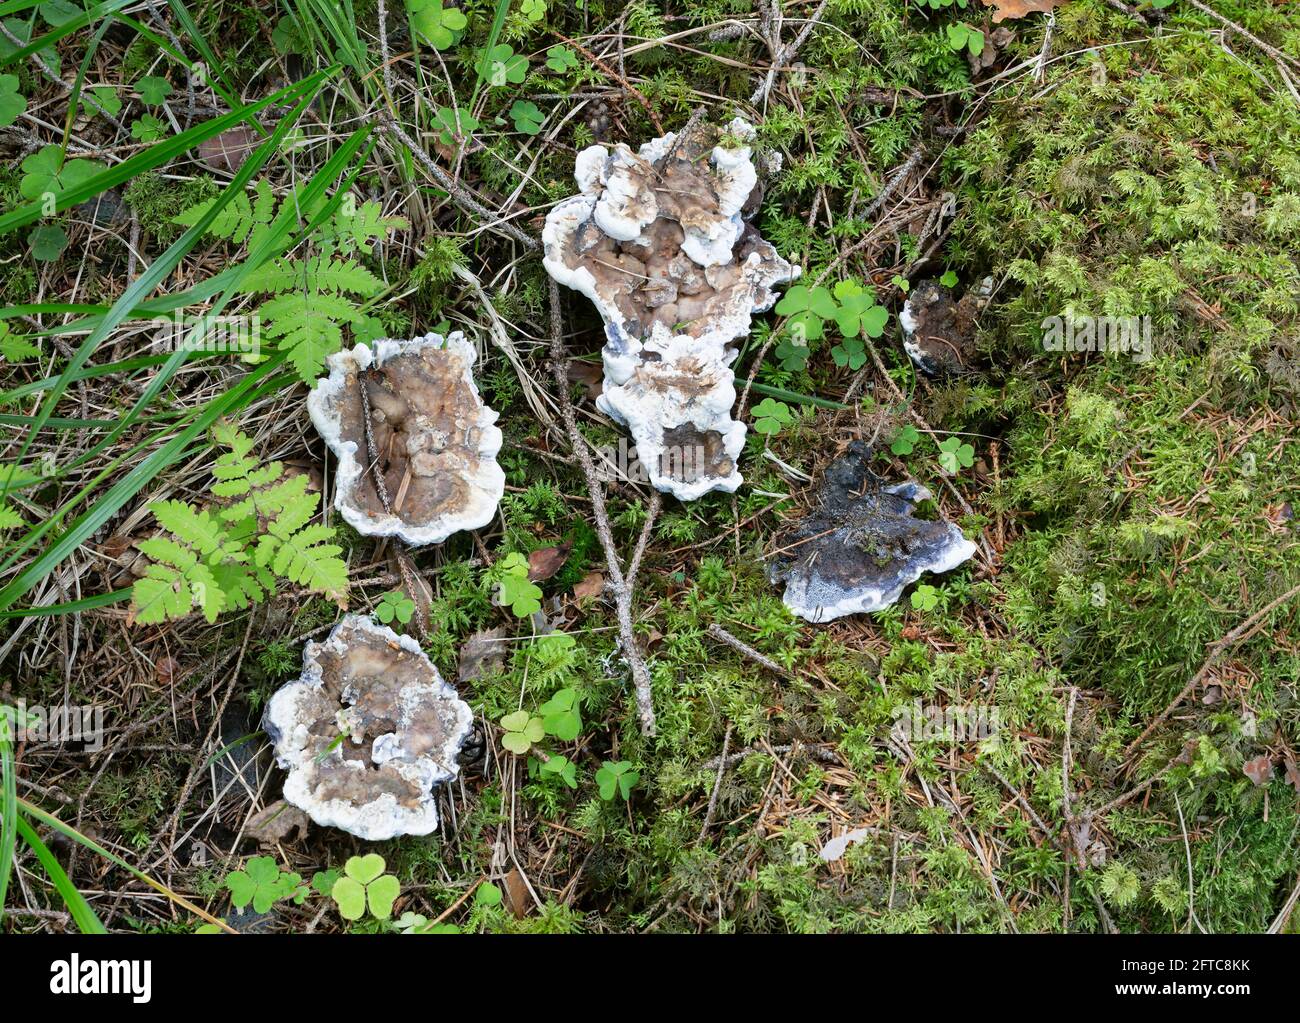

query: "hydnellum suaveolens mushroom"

left=769, top=442, right=977, bottom=623
left=307, top=331, right=504, bottom=546
left=543, top=118, right=798, bottom=501
left=263, top=615, right=474, bottom=841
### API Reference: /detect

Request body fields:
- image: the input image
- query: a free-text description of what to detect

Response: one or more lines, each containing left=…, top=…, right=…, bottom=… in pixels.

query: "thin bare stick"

left=1123, top=581, right=1300, bottom=759
left=707, top=623, right=793, bottom=680
left=548, top=279, right=657, bottom=735
left=697, top=723, right=732, bottom=841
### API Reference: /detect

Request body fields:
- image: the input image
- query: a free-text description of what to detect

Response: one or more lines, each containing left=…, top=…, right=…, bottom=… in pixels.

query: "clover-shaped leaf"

left=940, top=269, right=959, bottom=288
left=130, top=114, right=166, bottom=142
left=396, top=911, right=430, bottom=933
left=477, top=43, right=527, bottom=87
left=890, top=274, right=910, bottom=293
left=936, top=435, right=975, bottom=475
left=137, top=75, right=172, bottom=106
left=775, top=284, right=837, bottom=343
left=226, top=855, right=299, bottom=914
left=500, top=709, right=546, bottom=755
left=0, top=74, right=27, bottom=127
left=375, top=589, right=415, bottom=626
left=271, top=16, right=307, bottom=55
left=752, top=397, right=793, bottom=437
left=332, top=854, right=401, bottom=921
left=520, top=0, right=546, bottom=22
left=539, top=687, right=582, bottom=741
left=539, top=753, right=578, bottom=789
left=889, top=423, right=921, bottom=457
left=19, top=145, right=103, bottom=201
left=832, top=280, right=889, bottom=339
left=475, top=881, right=503, bottom=907
left=81, top=84, right=121, bottom=120
left=545, top=45, right=579, bottom=73
left=510, top=100, right=545, bottom=135
left=595, top=760, right=640, bottom=801
left=493, top=552, right=543, bottom=616
left=29, top=224, right=68, bottom=262
left=831, top=338, right=867, bottom=370
left=433, top=105, right=479, bottom=147
left=775, top=338, right=811, bottom=372
left=910, top=583, right=939, bottom=611
left=407, top=0, right=466, bottom=50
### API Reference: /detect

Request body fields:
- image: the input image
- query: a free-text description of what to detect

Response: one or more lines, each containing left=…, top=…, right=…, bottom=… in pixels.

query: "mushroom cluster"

left=263, top=615, right=474, bottom=841
left=307, top=331, right=504, bottom=546
left=769, top=442, right=977, bottom=622
left=543, top=118, right=798, bottom=500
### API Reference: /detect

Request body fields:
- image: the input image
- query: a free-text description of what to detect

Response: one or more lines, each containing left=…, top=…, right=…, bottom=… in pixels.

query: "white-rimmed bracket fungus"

left=543, top=118, right=798, bottom=501
left=307, top=331, right=504, bottom=546
left=769, top=442, right=977, bottom=623
left=263, top=615, right=474, bottom=841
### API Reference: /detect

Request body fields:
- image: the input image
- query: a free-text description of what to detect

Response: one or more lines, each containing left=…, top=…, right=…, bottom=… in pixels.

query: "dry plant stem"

left=547, top=279, right=657, bottom=736
left=706, top=623, right=792, bottom=680
left=1061, top=687, right=1089, bottom=870
left=551, top=32, right=664, bottom=132
left=1123, top=581, right=1300, bottom=759
left=1185, top=0, right=1300, bottom=74
left=698, top=722, right=733, bottom=842
left=749, top=0, right=831, bottom=106
left=358, top=372, right=430, bottom=642
left=380, top=113, right=539, bottom=249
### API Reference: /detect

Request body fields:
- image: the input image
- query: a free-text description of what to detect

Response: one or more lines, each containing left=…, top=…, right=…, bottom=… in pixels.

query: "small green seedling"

left=910, top=583, right=939, bottom=611
left=477, top=44, right=527, bottom=87
left=774, top=284, right=837, bottom=342
left=945, top=24, right=984, bottom=57
left=752, top=398, right=794, bottom=437
left=225, top=855, right=301, bottom=914
left=831, top=337, right=867, bottom=370
left=433, top=106, right=479, bottom=146
left=407, top=0, right=466, bottom=50
left=539, top=687, right=582, bottom=741
left=29, top=225, right=68, bottom=262
left=539, top=753, right=578, bottom=788
left=331, top=854, right=401, bottom=921
left=0, top=74, right=26, bottom=126
left=500, top=710, right=545, bottom=754
left=939, top=269, right=959, bottom=288
left=493, top=552, right=543, bottom=616
left=510, top=100, right=545, bottom=135
left=596, top=760, right=640, bottom=801
left=890, top=275, right=910, bottom=293
left=131, top=114, right=166, bottom=142
left=890, top=424, right=921, bottom=456
left=832, top=280, right=889, bottom=339
left=936, top=436, right=975, bottom=475
left=546, top=45, right=579, bottom=73
left=375, top=589, right=415, bottom=627
left=136, top=75, right=172, bottom=105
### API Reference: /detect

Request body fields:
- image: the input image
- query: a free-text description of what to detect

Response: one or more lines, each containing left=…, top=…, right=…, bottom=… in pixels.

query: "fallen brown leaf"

left=245, top=800, right=310, bottom=846
left=502, top=866, right=531, bottom=919
left=458, top=627, right=508, bottom=684
left=1243, top=753, right=1274, bottom=786
left=527, top=543, right=571, bottom=582
left=980, top=0, right=1063, bottom=22
left=572, top=571, right=604, bottom=600
left=154, top=655, right=180, bottom=686
left=198, top=127, right=259, bottom=174
left=1284, top=756, right=1300, bottom=796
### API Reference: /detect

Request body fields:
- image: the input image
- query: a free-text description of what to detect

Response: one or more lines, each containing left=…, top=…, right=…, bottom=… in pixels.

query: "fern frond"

left=259, top=292, right=360, bottom=383
left=240, top=254, right=384, bottom=298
